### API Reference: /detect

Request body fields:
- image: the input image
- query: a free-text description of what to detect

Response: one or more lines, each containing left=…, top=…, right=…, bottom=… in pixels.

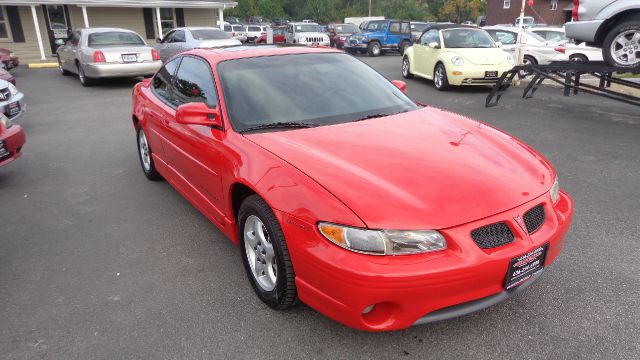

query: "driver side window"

left=173, top=30, right=186, bottom=43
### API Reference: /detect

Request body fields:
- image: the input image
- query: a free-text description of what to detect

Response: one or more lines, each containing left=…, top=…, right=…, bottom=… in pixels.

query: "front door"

left=42, top=5, right=71, bottom=54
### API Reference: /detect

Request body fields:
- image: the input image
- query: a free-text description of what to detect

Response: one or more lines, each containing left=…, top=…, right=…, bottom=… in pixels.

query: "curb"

left=28, top=62, right=58, bottom=69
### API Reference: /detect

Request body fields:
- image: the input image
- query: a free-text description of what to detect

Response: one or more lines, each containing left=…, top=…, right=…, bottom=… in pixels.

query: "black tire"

left=569, top=54, right=589, bottom=63
left=238, top=195, right=298, bottom=310
left=602, top=20, right=640, bottom=68
left=77, top=63, right=94, bottom=87
left=520, top=55, right=538, bottom=77
left=336, top=43, right=343, bottom=50
left=57, top=55, right=71, bottom=76
left=399, top=40, right=410, bottom=55
left=136, top=127, right=163, bottom=181
left=433, top=63, right=450, bottom=91
left=367, top=41, right=381, bottom=57
left=402, top=56, right=413, bottom=79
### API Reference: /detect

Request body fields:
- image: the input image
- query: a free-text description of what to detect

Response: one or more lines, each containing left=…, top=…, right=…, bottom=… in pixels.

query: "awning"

left=0, top=0, right=237, bottom=9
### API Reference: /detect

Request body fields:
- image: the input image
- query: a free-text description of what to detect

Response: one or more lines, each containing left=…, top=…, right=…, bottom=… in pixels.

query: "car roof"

left=184, top=45, right=341, bottom=64
left=79, top=27, right=139, bottom=34
left=290, top=22, right=318, bottom=25
left=529, top=27, right=564, bottom=32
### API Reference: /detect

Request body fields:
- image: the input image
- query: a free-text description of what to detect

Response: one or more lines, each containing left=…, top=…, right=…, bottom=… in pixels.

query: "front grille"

left=523, top=204, right=545, bottom=234
left=471, top=222, right=515, bottom=249
left=0, top=88, right=10, bottom=101
left=306, top=37, right=323, bottom=43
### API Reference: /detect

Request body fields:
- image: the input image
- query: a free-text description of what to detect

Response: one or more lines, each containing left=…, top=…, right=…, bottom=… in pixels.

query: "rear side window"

left=88, top=31, right=144, bottom=46
left=152, top=57, right=181, bottom=101
left=172, top=30, right=186, bottom=42
left=488, top=30, right=517, bottom=45
left=248, top=26, right=260, bottom=32
left=191, top=29, right=230, bottom=40
left=172, top=56, right=218, bottom=108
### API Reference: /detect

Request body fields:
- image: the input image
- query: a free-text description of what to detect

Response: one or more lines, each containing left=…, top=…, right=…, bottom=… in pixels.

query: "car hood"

left=447, top=48, right=509, bottom=65
left=245, top=107, right=555, bottom=230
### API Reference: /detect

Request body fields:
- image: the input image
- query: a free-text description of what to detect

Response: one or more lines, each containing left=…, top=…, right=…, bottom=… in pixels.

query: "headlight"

left=0, top=113, right=12, bottom=129
left=318, top=222, right=447, bottom=255
left=451, top=56, right=464, bottom=66
left=8, top=83, right=19, bottom=96
left=550, top=177, right=560, bottom=204
left=9, top=52, right=15, bottom=57
left=339, top=36, right=346, bottom=41
left=507, top=54, right=515, bottom=65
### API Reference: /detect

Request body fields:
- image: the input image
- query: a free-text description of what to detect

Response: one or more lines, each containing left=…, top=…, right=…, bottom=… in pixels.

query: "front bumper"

left=0, top=123, right=26, bottom=167
left=565, top=20, right=604, bottom=43
left=83, top=61, right=162, bottom=78
left=279, top=191, right=573, bottom=331
left=446, top=64, right=514, bottom=86
left=344, top=41, right=367, bottom=50
left=0, top=91, right=26, bottom=121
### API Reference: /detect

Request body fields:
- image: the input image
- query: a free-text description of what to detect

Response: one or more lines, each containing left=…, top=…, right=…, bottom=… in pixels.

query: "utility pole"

left=369, top=0, right=372, bottom=17
left=514, top=0, right=527, bottom=86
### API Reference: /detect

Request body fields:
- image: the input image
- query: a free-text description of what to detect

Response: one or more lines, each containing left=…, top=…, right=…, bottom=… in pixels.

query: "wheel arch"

left=594, top=9, right=640, bottom=45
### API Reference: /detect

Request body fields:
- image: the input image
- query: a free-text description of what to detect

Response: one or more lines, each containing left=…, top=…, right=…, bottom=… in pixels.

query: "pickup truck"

left=344, top=19, right=413, bottom=57
left=565, top=0, right=639, bottom=68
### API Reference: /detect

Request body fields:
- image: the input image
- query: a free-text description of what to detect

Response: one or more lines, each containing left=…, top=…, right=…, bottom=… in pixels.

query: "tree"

left=438, top=0, right=484, bottom=23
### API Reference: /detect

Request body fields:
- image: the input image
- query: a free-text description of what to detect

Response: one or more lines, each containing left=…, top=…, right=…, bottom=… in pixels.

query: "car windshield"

left=442, top=29, right=495, bottom=48
left=295, top=24, right=319, bottom=32
left=232, top=25, right=244, bottom=31
left=191, top=29, right=230, bottom=40
left=218, top=53, right=418, bottom=132
left=411, top=23, right=428, bottom=32
left=365, top=21, right=388, bottom=31
left=335, top=24, right=358, bottom=33
left=88, top=31, right=145, bottom=46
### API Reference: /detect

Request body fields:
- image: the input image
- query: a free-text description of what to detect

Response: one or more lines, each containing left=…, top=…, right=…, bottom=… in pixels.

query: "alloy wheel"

left=244, top=215, right=277, bottom=291
left=435, top=67, right=444, bottom=88
left=610, top=30, right=640, bottom=66
left=138, top=130, right=151, bottom=171
left=402, top=58, right=410, bottom=77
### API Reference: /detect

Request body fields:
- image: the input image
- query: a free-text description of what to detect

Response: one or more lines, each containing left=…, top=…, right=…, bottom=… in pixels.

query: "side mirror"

left=428, top=42, right=439, bottom=49
left=495, top=41, right=503, bottom=48
left=55, top=39, right=65, bottom=45
left=176, top=102, right=223, bottom=129
left=391, top=80, right=407, bottom=93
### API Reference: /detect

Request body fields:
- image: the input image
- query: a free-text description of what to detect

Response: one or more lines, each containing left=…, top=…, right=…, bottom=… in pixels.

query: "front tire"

left=137, top=127, right=163, bottom=181
left=602, top=20, right=640, bottom=68
left=367, top=42, right=381, bottom=57
left=238, top=195, right=298, bottom=310
left=402, top=56, right=413, bottom=79
left=433, top=63, right=449, bottom=91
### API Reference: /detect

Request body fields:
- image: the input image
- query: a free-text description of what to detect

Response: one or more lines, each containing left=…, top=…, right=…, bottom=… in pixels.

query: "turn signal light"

left=93, top=51, right=106, bottom=63
left=151, top=49, right=160, bottom=61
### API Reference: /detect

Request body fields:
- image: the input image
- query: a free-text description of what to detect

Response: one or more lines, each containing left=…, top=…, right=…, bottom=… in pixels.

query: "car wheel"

left=602, top=20, right=640, bottom=68
left=519, top=55, right=537, bottom=78
left=569, top=54, right=589, bottom=63
left=137, top=127, right=163, bottom=181
left=57, top=55, right=71, bottom=76
left=77, top=63, right=93, bottom=87
left=402, top=56, right=413, bottom=79
left=367, top=42, right=381, bottom=57
left=238, top=195, right=298, bottom=310
left=399, top=40, right=410, bottom=55
left=433, top=63, right=449, bottom=91
left=336, top=43, right=343, bottom=50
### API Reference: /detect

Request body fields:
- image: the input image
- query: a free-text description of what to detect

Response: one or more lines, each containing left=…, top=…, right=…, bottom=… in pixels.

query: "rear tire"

left=602, top=20, right=640, bottom=68
left=402, top=56, right=413, bottom=79
left=367, top=42, right=381, bottom=57
left=433, top=63, right=450, bottom=91
left=569, top=54, right=589, bottom=63
left=238, top=195, right=298, bottom=310
left=77, top=63, right=94, bottom=87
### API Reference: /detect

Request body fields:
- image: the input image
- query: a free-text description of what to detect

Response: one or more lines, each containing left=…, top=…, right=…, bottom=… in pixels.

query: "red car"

left=327, top=23, right=360, bottom=49
left=0, top=68, right=16, bottom=85
left=0, top=48, right=19, bottom=70
left=132, top=46, right=573, bottom=331
left=0, top=114, right=26, bottom=167
left=255, top=27, right=286, bottom=44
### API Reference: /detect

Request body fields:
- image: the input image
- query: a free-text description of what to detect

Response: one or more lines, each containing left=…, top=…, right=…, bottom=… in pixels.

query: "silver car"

left=0, top=79, right=25, bottom=121
left=483, top=26, right=568, bottom=66
left=223, top=23, right=248, bottom=43
left=57, top=27, right=162, bottom=86
left=155, top=27, right=241, bottom=62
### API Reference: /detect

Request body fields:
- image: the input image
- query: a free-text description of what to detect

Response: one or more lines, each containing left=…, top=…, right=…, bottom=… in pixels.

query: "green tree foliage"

left=438, top=0, right=484, bottom=23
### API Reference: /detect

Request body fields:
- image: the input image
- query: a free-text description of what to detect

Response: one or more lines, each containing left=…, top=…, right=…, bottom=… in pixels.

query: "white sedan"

left=483, top=26, right=567, bottom=66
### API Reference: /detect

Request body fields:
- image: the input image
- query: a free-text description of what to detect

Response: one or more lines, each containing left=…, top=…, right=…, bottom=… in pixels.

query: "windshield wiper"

left=353, top=110, right=408, bottom=122
left=240, top=122, right=319, bottom=133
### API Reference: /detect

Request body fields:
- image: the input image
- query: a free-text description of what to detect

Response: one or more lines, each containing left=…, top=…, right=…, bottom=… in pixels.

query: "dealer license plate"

left=504, top=244, right=548, bottom=290
left=7, top=102, right=20, bottom=117
left=122, top=54, right=138, bottom=63
left=485, top=71, right=499, bottom=79
left=0, top=140, right=8, bottom=160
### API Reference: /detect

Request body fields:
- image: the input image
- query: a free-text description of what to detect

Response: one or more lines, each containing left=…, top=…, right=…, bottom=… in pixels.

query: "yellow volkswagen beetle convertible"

left=402, top=24, right=515, bottom=91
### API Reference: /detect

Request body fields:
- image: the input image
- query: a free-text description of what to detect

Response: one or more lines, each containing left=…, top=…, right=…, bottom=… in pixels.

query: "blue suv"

left=344, top=19, right=413, bottom=57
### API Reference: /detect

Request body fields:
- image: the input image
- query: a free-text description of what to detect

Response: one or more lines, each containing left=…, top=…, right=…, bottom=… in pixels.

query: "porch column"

left=155, top=7, right=162, bottom=38
left=30, top=5, right=46, bottom=60
left=218, top=8, right=224, bottom=29
left=81, top=6, right=89, bottom=27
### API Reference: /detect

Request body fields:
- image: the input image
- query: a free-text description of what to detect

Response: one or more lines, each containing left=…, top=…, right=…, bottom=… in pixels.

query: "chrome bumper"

left=84, top=61, right=162, bottom=78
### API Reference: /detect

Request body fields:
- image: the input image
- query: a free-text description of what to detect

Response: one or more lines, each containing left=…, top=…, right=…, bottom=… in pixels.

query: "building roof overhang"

left=0, top=0, right=237, bottom=9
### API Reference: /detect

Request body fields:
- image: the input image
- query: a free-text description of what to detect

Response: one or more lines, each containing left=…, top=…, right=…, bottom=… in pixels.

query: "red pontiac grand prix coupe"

left=131, top=46, right=573, bottom=331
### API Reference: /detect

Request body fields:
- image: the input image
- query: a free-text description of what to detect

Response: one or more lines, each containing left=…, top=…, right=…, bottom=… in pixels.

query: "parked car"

left=0, top=113, right=25, bottom=168
left=272, top=18, right=288, bottom=26
left=245, top=25, right=269, bottom=42
left=514, top=16, right=536, bottom=28
left=326, top=23, right=359, bottom=48
left=156, top=27, right=240, bottom=62
left=255, top=27, right=285, bottom=44
left=284, top=22, right=330, bottom=46
left=410, top=22, right=430, bottom=42
left=226, top=16, right=241, bottom=24
left=249, top=16, right=267, bottom=25
left=56, top=27, right=162, bottom=86
left=0, top=79, right=24, bottom=121
left=344, top=16, right=385, bottom=29
left=344, top=19, right=413, bottom=56
left=530, top=27, right=603, bottom=62
left=402, top=24, right=515, bottom=90
left=223, top=23, right=248, bottom=43
left=131, top=46, right=573, bottom=332
left=483, top=26, right=568, bottom=66
left=565, top=0, right=640, bottom=68
left=0, top=48, right=19, bottom=70
left=0, top=68, right=16, bottom=85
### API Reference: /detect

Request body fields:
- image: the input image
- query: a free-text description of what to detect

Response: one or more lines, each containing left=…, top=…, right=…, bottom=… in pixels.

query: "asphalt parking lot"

left=1, top=55, right=639, bottom=359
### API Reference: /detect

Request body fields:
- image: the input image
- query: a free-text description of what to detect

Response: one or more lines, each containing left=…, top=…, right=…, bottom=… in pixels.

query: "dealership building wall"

left=485, top=0, right=573, bottom=26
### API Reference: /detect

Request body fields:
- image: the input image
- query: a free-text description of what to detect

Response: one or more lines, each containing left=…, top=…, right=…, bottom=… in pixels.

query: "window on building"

left=0, top=7, right=11, bottom=39
left=159, top=8, right=176, bottom=36
left=503, top=0, right=511, bottom=9
left=551, top=0, right=558, bottom=10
